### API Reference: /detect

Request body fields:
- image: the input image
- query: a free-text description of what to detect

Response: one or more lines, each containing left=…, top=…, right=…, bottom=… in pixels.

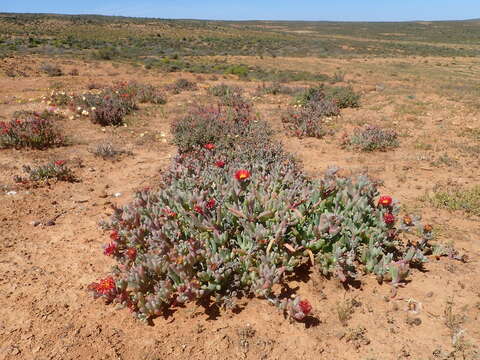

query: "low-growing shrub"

left=171, top=103, right=262, bottom=152
left=282, top=99, right=339, bottom=138
left=256, top=82, right=303, bottom=96
left=0, top=114, right=64, bottom=149
left=325, top=86, right=360, bottom=109
left=13, top=109, right=64, bottom=122
left=295, top=85, right=326, bottom=106
left=208, top=83, right=243, bottom=98
left=343, top=125, right=399, bottom=152
left=90, top=95, right=454, bottom=323
left=166, top=78, right=198, bottom=94
left=40, top=62, right=63, bottom=77
left=14, top=160, right=76, bottom=183
left=91, top=142, right=132, bottom=160
left=114, top=81, right=167, bottom=104
left=295, top=85, right=360, bottom=109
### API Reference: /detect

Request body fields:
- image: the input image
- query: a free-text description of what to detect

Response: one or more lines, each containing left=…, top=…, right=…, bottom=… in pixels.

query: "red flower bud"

left=215, top=160, right=226, bottom=168
left=204, top=143, right=215, bottom=150
left=383, top=213, right=395, bottom=225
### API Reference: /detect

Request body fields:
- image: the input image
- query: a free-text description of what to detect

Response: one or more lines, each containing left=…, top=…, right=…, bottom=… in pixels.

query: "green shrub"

left=325, top=86, right=360, bottom=108
left=343, top=125, right=399, bottom=152
left=14, top=160, right=76, bottom=183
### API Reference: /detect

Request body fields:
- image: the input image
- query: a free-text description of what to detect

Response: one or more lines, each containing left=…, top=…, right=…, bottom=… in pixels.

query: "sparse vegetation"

left=343, top=125, right=399, bottom=152
left=14, top=160, right=77, bottom=183
left=91, top=142, right=132, bottom=160
left=428, top=185, right=480, bottom=216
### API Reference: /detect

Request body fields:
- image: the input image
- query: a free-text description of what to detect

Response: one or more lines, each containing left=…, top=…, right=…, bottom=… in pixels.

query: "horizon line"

left=0, top=11, right=477, bottom=23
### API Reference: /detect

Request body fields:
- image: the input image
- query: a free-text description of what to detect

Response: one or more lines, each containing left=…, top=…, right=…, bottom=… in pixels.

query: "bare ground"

left=0, top=55, right=479, bottom=360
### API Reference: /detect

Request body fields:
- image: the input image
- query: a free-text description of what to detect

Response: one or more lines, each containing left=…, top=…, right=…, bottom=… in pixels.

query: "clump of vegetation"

left=343, top=125, right=399, bottom=151
left=171, top=102, right=261, bottom=153
left=46, top=81, right=166, bottom=126
left=325, top=86, right=360, bottom=109
left=0, top=114, right=64, bottom=149
left=294, top=85, right=327, bottom=106
left=282, top=99, right=339, bottom=138
left=255, top=82, right=304, bottom=96
left=89, top=92, right=449, bottom=324
left=91, top=142, right=132, bottom=160
left=13, top=109, right=65, bottom=122
left=118, top=81, right=167, bottom=104
left=40, top=62, right=63, bottom=77
left=165, top=78, right=198, bottom=94
left=428, top=185, right=480, bottom=216
left=296, top=85, right=360, bottom=109
left=14, top=160, right=76, bottom=183
left=208, top=83, right=243, bottom=98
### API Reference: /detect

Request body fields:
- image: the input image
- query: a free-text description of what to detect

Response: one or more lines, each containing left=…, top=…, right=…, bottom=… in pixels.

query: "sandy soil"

left=0, top=55, right=479, bottom=360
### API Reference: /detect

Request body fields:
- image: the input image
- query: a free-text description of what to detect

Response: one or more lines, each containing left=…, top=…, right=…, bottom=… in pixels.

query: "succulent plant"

left=90, top=97, right=444, bottom=323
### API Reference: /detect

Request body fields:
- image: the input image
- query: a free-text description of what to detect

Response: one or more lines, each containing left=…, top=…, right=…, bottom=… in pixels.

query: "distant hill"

left=1, top=12, right=479, bottom=60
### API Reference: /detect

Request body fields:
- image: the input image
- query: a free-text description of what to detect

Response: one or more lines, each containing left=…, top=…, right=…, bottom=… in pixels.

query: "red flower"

left=206, top=198, right=216, bottom=210
left=163, top=208, right=177, bottom=218
left=298, top=299, right=312, bottom=315
left=126, top=247, right=137, bottom=260
left=378, top=196, right=393, bottom=207
left=235, top=169, right=251, bottom=181
left=54, top=160, right=66, bottom=166
left=104, top=242, right=118, bottom=256
left=90, top=276, right=116, bottom=295
left=110, top=230, right=120, bottom=241
left=194, top=205, right=204, bottom=215
left=215, top=160, right=226, bottom=168
left=204, top=143, right=215, bottom=150
left=383, top=213, right=395, bottom=225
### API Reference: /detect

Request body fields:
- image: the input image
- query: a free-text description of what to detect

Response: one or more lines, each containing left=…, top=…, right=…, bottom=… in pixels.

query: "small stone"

left=113, top=192, right=122, bottom=198
left=30, top=221, right=41, bottom=227
left=426, top=291, right=434, bottom=298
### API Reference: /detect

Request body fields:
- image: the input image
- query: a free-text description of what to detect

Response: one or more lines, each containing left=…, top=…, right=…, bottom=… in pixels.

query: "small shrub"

left=91, top=142, right=132, bottom=160
left=114, top=81, right=167, bottom=104
left=282, top=99, right=339, bottom=138
left=40, top=63, right=63, bottom=77
left=0, top=115, right=64, bottom=149
left=343, top=125, right=399, bottom=152
left=166, top=78, right=198, bottom=94
left=171, top=103, right=261, bottom=152
left=256, top=82, right=303, bottom=96
left=208, top=83, right=243, bottom=98
left=325, top=86, right=360, bottom=109
left=295, top=86, right=326, bottom=106
left=330, top=70, right=346, bottom=83
left=225, top=64, right=249, bottom=78
left=94, top=47, right=119, bottom=60
left=14, top=160, right=76, bottom=183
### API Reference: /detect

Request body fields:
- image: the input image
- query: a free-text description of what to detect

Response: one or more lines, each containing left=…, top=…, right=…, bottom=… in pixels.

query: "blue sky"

left=2, top=0, right=479, bottom=21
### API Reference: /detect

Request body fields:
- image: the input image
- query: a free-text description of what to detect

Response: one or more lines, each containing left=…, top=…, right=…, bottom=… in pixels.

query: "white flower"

left=82, top=110, right=89, bottom=116
left=91, top=107, right=96, bottom=111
